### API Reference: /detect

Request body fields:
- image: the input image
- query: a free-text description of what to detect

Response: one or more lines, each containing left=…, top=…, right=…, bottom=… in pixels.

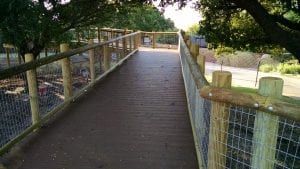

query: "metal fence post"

left=60, top=43, right=73, bottom=100
left=208, top=70, right=232, bottom=169
left=251, top=77, right=283, bottom=169
left=25, top=53, right=40, bottom=126
left=88, top=39, right=96, bottom=83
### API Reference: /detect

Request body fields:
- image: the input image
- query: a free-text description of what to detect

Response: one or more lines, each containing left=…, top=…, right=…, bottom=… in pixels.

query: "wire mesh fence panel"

left=0, top=73, right=31, bottom=147
left=204, top=102, right=300, bottom=169
left=36, top=62, right=64, bottom=116
left=0, top=47, right=22, bottom=69
left=94, top=46, right=103, bottom=77
left=155, top=33, right=178, bottom=49
left=70, top=53, right=91, bottom=95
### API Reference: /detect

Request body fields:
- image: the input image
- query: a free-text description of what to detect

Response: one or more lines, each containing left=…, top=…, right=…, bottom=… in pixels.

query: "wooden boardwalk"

left=3, top=48, right=198, bottom=169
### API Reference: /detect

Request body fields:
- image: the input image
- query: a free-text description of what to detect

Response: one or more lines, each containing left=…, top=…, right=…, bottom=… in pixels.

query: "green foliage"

left=186, top=24, right=200, bottom=35
left=0, top=0, right=144, bottom=59
left=197, top=0, right=300, bottom=60
left=259, top=64, right=277, bottom=72
left=277, top=63, right=300, bottom=74
left=214, top=46, right=235, bottom=56
left=110, top=6, right=176, bottom=32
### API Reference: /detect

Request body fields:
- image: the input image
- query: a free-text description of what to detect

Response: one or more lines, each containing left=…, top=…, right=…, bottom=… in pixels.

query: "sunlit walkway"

left=4, top=48, right=198, bottom=169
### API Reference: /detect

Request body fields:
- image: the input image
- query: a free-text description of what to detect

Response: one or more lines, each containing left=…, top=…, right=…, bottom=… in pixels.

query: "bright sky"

left=156, top=2, right=202, bottom=31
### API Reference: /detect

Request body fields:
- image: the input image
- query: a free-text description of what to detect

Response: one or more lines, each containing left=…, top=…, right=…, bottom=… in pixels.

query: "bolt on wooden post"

left=208, top=70, right=232, bottom=169
left=103, top=36, right=110, bottom=71
left=251, top=77, right=283, bottom=169
left=60, top=43, right=73, bottom=100
left=88, top=40, right=96, bottom=83
left=25, top=53, right=40, bottom=126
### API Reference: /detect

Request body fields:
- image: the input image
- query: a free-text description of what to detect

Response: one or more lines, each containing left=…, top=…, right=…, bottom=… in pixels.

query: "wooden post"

left=251, top=77, right=283, bottom=169
left=5, top=48, right=11, bottom=67
left=97, top=27, right=101, bottom=43
left=103, top=36, right=110, bottom=71
left=129, top=35, right=133, bottom=52
left=116, top=39, right=120, bottom=60
left=123, top=30, right=127, bottom=56
left=88, top=40, right=95, bottom=83
left=186, top=39, right=191, bottom=48
left=60, top=43, right=73, bottom=99
left=152, top=31, right=156, bottom=48
left=197, top=54, right=205, bottom=74
left=17, top=50, right=22, bottom=64
left=134, top=34, right=138, bottom=50
left=190, top=44, right=199, bottom=59
left=208, top=70, right=232, bottom=169
left=25, top=53, right=40, bottom=126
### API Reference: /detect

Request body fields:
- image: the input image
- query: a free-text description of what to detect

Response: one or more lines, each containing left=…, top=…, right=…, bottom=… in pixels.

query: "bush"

left=259, top=64, right=276, bottom=72
left=277, top=63, right=300, bottom=74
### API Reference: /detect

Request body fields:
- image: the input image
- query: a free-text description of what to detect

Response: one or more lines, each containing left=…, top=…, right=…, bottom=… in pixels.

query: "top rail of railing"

left=0, top=31, right=140, bottom=80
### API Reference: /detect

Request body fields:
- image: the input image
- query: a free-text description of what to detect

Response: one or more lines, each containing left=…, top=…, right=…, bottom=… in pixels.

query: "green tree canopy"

left=0, top=0, right=144, bottom=59
left=158, top=0, right=300, bottom=60
left=110, top=5, right=176, bottom=31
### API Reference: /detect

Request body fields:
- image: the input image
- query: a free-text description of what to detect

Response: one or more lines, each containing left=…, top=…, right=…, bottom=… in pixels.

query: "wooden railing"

left=179, top=30, right=300, bottom=169
left=0, top=30, right=140, bottom=155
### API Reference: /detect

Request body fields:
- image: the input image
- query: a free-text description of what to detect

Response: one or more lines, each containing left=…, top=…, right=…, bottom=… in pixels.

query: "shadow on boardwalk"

left=1, top=48, right=198, bottom=169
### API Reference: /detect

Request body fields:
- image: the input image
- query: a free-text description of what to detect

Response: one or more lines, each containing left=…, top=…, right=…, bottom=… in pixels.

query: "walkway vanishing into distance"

left=2, top=48, right=198, bottom=169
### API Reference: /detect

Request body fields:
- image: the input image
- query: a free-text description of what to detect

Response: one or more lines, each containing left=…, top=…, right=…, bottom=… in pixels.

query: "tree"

left=0, top=0, right=144, bottom=60
left=157, top=0, right=300, bottom=60
left=186, top=24, right=200, bottom=35
left=110, top=5, right=176, bottom=31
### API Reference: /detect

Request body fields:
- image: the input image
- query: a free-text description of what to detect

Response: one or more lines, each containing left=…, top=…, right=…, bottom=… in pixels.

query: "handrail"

left=200, top=85, right=300, bottom=121
left=0, top=31, right=141, bottom=80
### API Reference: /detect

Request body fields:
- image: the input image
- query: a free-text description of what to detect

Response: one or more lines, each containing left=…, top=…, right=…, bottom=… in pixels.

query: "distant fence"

left=179, top=31, right=300, bottom=169
left=140, top=32, right=178, bottom=49
left=189, top=35, right=207, bottom=48
left=0, top=29, right=140, bottom=155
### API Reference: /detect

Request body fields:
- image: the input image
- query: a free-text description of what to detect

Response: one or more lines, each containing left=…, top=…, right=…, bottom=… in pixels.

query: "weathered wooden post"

left=3, top=44, right=14, bottom=67
left=152, top=31, right=156, bottom=48
left=25, top=53, right=40, bottom=126
left=190, top=44, right=199, bottom=59
left=208, top=70, right=232, bottom=169
left=88, top=40, right=95, bottom=83
left=197, top=54, right=205, bottom=74
left=123, top=30, right=127, bottom=56
left=116, top=39, right=120, bottom=60
left=103, top=36, right=110, bottom=71
left=60, top=43, right=73, bottom=100
left=251, top=77, right=283, bottom=169
left=134, top=34, right=138, bottom=50
left=97, top=27, right=101, bottom=43
left=129, top=35, right=133, bottom=52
